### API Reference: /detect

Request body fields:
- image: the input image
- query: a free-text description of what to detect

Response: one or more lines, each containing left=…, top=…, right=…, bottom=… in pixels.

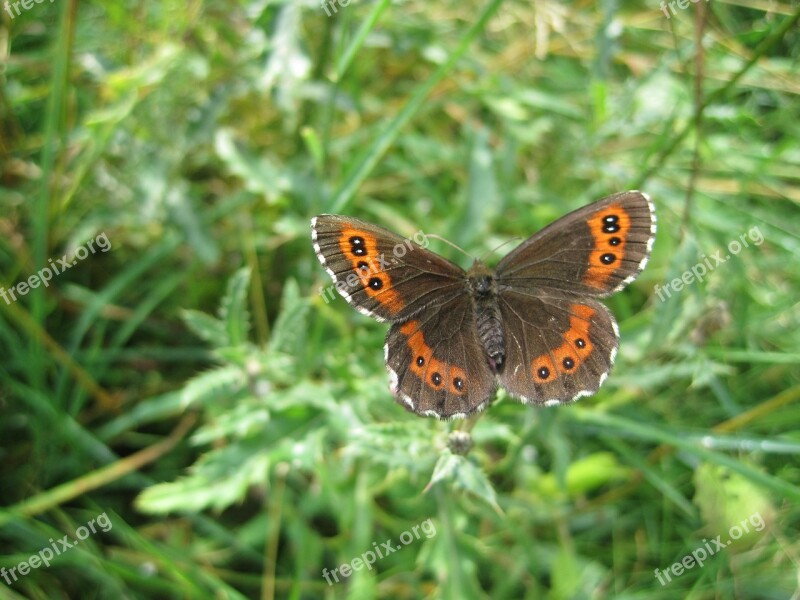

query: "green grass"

left=1, top=0, right=799, bottom=598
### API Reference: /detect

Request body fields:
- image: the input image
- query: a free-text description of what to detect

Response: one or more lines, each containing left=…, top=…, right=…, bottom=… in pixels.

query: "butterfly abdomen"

left=467, top=264, right=505, bottom=371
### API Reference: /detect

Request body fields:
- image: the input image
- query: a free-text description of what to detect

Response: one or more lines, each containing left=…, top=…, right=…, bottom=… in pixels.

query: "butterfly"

left=311, top=191, right=656, bottom=419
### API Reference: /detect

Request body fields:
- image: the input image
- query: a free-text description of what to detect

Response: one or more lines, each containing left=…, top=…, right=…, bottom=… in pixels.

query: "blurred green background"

left=1, top=0, right=799, bottom=598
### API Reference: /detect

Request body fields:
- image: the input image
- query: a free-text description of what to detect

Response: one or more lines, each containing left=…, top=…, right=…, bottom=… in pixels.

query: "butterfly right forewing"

left=496, top=191, right=656, bottom=298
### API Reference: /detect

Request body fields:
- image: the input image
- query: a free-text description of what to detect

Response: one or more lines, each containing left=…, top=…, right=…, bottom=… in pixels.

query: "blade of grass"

left=0, top=298, right=117, bottom=410
left=0, top=414, right=196, bottom=527
left=28, top=0, right=77, bottom=392
left=634, top=6, right=800, bottom=188
left=329, top=0, right=506, bottom=213
left=333, top=0, right=392, bottom=81
left=573, top=409, right=800, bottom=502
left=600, top=435, right=696, bottom=517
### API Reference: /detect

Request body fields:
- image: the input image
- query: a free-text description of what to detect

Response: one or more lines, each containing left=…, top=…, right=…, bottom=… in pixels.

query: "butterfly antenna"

left=479, top=237, right=523, bottom=262
left=426, top=235, right=474, bottom=261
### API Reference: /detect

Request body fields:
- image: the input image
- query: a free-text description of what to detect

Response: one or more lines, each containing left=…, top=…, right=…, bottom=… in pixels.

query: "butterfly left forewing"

left=497, top=290, right=619, bottom=405
left=312, top=215, right=465, bottom=323
left=385, top=293, right=496, bottom=418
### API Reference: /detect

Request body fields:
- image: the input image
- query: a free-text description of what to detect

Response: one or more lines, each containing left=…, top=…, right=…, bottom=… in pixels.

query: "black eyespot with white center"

left=600, top=253, right=616, bottom=265
left=349, top=236, right=367, bottom=256
left=368, top=277, right=383, bottom=290
left=537, top=366, right=550, bottom=380
left=416, top=356, right=424, bottom=367
left=562, top=357, right=575, bottom=370
left=453, top=377, right=464, bottom=391
left=609, top=236, right=621, bottom=246
left=357, top=261, right=369, bottom=272
left=432, top=372, right=442, bottom=386
left=602, top=215, right=620, bottom=234
left=575, top=338, right=586, bottom=349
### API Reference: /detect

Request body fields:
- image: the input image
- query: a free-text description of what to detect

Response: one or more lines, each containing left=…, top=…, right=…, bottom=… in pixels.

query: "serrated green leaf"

left=215, top=129, right=292, bottom=202
left=427, top=451, right=462, bottom=489
left=192, top=400, right=270, bottom=445
left=345, top=421, right=435, bottom=473
left=426, top=450, right=501, bottom=512
left=219, top=267, right=251, bottom=346
left=181, top=308, right=227, bottom=346
left=269, top=278, right=309, bottom=357
left=180, top=365, right=246, bottom=408
left=136, top=443, right=271, bottom=514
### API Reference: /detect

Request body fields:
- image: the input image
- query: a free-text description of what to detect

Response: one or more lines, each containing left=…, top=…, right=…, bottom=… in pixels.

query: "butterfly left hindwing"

left=384, top=294, right=496, bottom=418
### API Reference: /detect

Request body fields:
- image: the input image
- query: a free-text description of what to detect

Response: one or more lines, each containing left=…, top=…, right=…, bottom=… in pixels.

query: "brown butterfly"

left=311, top=191, right=656, bottom=419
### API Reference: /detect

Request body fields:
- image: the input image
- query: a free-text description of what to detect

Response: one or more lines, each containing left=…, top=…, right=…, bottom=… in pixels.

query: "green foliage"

left=1, top=0, right=799, bottom=598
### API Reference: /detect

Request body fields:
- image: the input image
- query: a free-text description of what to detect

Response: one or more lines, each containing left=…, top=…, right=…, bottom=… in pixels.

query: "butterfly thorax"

left=467, top=261, right=505, bottom=372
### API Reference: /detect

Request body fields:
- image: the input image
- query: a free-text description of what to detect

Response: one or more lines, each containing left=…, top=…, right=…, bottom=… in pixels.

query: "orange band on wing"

left=531, top=304, right=595, bottom=383
left=400, top=320, right=467, bottom=395
left=582, top=203, right=629, bottom=289
left=338, top=227, right=404, bottom=314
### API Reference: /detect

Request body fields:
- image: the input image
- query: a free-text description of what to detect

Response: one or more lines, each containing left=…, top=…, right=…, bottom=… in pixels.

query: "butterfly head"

left=466, top=260, right=495, bottom=297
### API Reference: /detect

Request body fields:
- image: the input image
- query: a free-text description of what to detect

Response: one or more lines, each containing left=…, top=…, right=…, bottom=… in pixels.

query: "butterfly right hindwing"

left=497, top=290, right=619, bottom=406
